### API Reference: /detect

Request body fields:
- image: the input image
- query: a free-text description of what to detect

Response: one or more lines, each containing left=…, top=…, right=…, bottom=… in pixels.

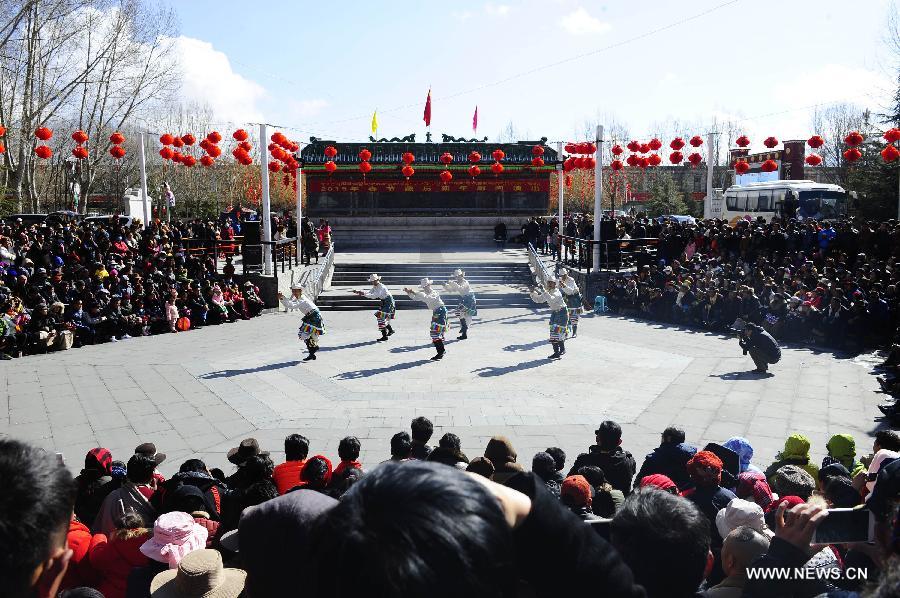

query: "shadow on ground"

left=710, top=370, right=774, bottom=380
left=333, top=359, right=433, bottom=379
left=502, top=340, right=546, bottom=352
left=473, top=357, right=554, bottom=377
left=200, top=360, right=301, bottom=379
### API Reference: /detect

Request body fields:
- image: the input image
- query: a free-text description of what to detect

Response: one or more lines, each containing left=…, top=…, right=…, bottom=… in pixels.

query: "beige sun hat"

left=452, top=269, right=465, bottom=278
left=420, top=277, right=434, bottom=288
left=367, top=273, right=381, bottom=282
left=150, top=549, right=246, bottom=598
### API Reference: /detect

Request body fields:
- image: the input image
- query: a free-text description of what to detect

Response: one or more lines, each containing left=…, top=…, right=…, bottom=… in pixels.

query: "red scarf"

left=333, top=460, right=363, bottom=477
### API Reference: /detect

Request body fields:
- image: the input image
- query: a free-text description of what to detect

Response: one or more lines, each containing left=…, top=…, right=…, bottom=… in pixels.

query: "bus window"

left=757, top=192, right=771, bottom=212
left=798, top=191, right=822, bottom=219
left=736, top=192, right=748, bottom=211
left=746, top=191, right=758, bottom=212
left=725, top=193, right=737, bottom=210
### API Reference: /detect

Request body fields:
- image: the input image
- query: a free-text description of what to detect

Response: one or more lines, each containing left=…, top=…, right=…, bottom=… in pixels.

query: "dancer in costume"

left=404, top=278, right=448, bottom=361
left=530, top=278, right=569, bottom=359
left=278, top=284, right=325, bottom=361
left=443, top=269, right=477, bottom=340
left=352, top=273, right=395, bottom=342
left=559, top=269, right=584, bottom=338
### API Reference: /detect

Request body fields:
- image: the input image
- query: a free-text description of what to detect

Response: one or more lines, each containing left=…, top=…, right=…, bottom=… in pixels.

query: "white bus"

left=721, top=180, right=849, bottom=224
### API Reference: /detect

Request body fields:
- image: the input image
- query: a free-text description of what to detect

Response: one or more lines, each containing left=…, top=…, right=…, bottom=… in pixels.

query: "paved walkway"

left=0, top=301, right=885, bottom=477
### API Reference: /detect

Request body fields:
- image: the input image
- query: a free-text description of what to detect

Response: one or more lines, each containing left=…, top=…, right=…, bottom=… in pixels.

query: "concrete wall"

left=325, top=216, right=536, bottom=247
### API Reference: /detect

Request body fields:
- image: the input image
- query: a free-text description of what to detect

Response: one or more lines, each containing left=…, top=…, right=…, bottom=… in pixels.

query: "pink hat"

left=866, top=449, right=900, bottom=497
left=140, top=511, right=209, bottom=568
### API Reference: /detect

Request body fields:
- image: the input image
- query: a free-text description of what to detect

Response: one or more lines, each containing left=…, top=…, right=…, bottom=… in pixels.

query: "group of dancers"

left=279, top=267, right=584, bottom=362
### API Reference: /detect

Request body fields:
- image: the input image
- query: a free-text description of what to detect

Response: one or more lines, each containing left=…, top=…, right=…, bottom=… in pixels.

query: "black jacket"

left=569, top=446, right=637, bottom=495
left=633, top=442, right=697, bottom=490
left=740, top=324, right=782, bottom=363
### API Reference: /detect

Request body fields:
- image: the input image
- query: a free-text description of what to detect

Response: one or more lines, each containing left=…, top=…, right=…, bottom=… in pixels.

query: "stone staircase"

left=316, top=262, right=536, bottom=311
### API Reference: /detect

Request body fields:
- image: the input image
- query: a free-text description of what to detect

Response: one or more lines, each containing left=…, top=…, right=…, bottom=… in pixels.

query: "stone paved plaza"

left=0, top=290, right=886, bottom=476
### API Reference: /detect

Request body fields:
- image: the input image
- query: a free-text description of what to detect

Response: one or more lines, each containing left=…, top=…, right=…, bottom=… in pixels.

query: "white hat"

left=560, top=268, right=571, bottom=277
left=715, top=498, right=773, bottom=539
left=420, top=278, right=433, bottom=288
left=866, top=449, right=900, bottom=496
left=545, top=277, right=557, bottom=285
left=367, top=273, right=381, bottom=282
left=290, top=283, right=303, bottom=291
left=452, top=269, right=465, bottom=278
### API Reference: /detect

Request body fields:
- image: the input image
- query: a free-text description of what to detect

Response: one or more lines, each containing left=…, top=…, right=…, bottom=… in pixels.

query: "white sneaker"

left=120, top=334, right=131, bottom=340
left=110, top=337, right=119, bottom=342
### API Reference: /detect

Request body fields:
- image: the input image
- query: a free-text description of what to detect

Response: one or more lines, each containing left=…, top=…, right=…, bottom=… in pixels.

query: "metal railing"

left=297, top=244, right=335, bottom=300
left=559, top=235, right=659, bottom=272
left=262, top=238, right=301, bottom=274
left=527, top=242, right=554, bottom=287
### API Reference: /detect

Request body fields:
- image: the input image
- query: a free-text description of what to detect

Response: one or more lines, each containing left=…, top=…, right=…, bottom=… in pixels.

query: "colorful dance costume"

left=362, top=281, right=396, bottom=341
left=530, top=285, right=570, bottom=359
left=444, top=273, right=477, bottom=340
left=560, top=276, right=584, bottom=337
left=281, top=293, right=325, bottom=361
left=406, top=280, right=448, bottom=360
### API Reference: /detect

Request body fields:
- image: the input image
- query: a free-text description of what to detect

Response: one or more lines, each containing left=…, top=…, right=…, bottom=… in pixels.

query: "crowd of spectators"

left=5, top=416, right=900, bottom=597
left=0, top=215, right=271, bottom=359
left=598, top=215, right=900, bottom=354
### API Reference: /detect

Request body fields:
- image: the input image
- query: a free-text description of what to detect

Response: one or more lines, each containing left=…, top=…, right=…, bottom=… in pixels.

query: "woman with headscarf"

left=823, top=433, right=865, bottom=477
left=764, top=433, right=819, bottom=483
left=404, top=278, right=448, bottom=361
left=483, top=436, right=524, bottom=484
left=530, top=277, right=570, bottom=359
left=723, top=436, right=763, bottom=474
left=735, top=471, right=774, bottom=510
left=444, top=269, right=477, bottom=340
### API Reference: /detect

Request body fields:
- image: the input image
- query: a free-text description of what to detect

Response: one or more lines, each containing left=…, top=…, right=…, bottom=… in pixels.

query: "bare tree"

left=810, top=103, right=869, bottom=186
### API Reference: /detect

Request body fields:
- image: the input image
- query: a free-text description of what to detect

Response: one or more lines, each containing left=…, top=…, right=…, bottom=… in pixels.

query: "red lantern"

left=734, top=160, right=750, bottom=174
left=0, top=125, right=6, bottom=137
left=468, top=165, right=481, bottom=178
left=206, top=131, right=222, bottom=144
left=72, top=146, right=88, bottom=159
left=72, top=130, right=88, bottom=144
left=648, top=138, right=663, bottom=151
left=687, top=152, right=702, bottom=167
left=669, top=151, right=683, bottom=164
left=200, top=155, right=215, bottom=167
left=531, top=157, right=545, bottom=167
left=491, top=149, right=505, bottom=161
left=532, top=145, right=545, bottom=156
left=110, top=145, right=126, bottom=159
left=358, top=148, right=372, bottom=161
left=271, top=147, right=286, bottom=162
left=760, top=159, right=778, bottom=172
left=884, top=128, right=900, bottom=144
left=805, top=154, right=823, bottom=166
left=238, top=141, right=252, bottom=153
left=843, top=147, right=862, bottom=162
left=324, top=160, right=337, bottom=173
left=626, top=154, right=639, bottom=166
left=610, top=160, right=624, bottom=171
left=35, top=127, right=53, bottom=141
left=585, top=143, right=597, bottom=154
left=179, top=133, right=194, bottom=146
left=583, top=157, right=596, bottom=169
left=324, top=145, right=337, bottom=158
left=233, top=129, right=249, bottom=142
left=268, top=161, right=281, bottom=172
left=491, top=162, right=504, bottom=175
left=359, top=161, right=372, bottom=174
left=440, top=170, right=453, bottom=183
left=564, top=143, right=577, bottom=153
left=882, top=145, right=900, bottom=163
left=623, top=141, right=637, bottom=153
left=159, top=147, right=173, bottom=160
left=402, top=165, right=415, bottom=179
left=468, top=151, right=481, bottom=163
left=763, top=136, right=778, bottom=148
left=611, top=144, right=624, bottom=156
left=648, top=153, right=662, bottom=167
left=807, top=135, right=824, bottom=149
left=200, top=138, right=211, bottom=151
left=271, top=132, right=287, bottom=145
left=160, top=133, right=174, bottom=146
left=670, top=137, right=685, bottom=150
left=172, top=137, right=184, bottom=148
left=1, top=143, right=7, bottom=154
left=182, top=155, right=196, bottom=167
left=639, top=143, right=650, bottom=154
left=402, top=152, right=415, bottom=164
left=844, top=131, right=864, bottom=147
left=109, top=132, right=125, bottom=145
left=735, top=135, right=750, bottom=148
left=574, top=157, right=585, bottom=169
left=172, top=151, right=183, bottom=163
left=208, top=145, right=222, bottom=158
left=563, top=157, right=575, bottom=172
left=440, top=152, right=453, bottom=165
left=638, top=157, right=649, bottom=169
left=689, top=135, right=704, bottom=147
left=34, top=145, right=52, bottom=159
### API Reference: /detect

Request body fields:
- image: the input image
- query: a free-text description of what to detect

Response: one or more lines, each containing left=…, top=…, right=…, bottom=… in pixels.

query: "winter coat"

left=764, top=434, right=820, bottom=483
left=484, top=436, right=525, bottom=484
left=60, top=519, right=95, bottom=591
left=273, top=459, right=306, bottom=495
left=88, top=530, right=151, bottom=598
left=569, top=446, right=637, bottom=495
left=74, top=469, right=118, bottom=529
left=740, top=323, right=781, bottom=362
left=633, top=442, right=697, bottom=490
left=155, top=470, right=229, bottom=518
left=93, top=482, right=157, bottom=536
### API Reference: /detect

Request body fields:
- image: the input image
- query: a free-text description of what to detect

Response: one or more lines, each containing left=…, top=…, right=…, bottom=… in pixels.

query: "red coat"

left=88, top=531, right=151, bottom=598
left=60, top=519, right=95, bottom=591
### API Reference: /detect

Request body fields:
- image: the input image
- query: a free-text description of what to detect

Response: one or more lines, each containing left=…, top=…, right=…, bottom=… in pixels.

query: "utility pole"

left=259, top=124, right=273, bottom=275
left=592, top=125, right=604, bottom=272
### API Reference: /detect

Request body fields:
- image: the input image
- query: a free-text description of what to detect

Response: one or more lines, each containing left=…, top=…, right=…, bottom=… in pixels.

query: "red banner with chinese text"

left=308, top=178, right=549, bottom=194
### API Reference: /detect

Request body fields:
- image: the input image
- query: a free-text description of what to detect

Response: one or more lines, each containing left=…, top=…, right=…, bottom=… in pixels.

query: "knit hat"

left=772, top=465, right=816, bottom=500
left=716, top=498, right=773, bottom=539
left=736, top=471, right=774, bottom=509
left=639, top=474, right=678, bottom=493
left=150, top=549, right=246, bottom=598
left=85, top=447, right=112, bottom=475
left=687, top=451, right=723, bottom=487
left=764, top=495, right=805, bottom=514
left=561, top=475, right=593, bottom=508
left=140, top=512, right=209, bottom=569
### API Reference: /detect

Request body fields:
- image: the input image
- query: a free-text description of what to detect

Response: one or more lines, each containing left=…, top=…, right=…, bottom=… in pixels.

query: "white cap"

left=452, top=269, right=465, bottom=278
left=420, top=278, right=433, bottom=288
left=367, top=273, right=381, bottom=282
left=290, top=283, right=303, bottom=291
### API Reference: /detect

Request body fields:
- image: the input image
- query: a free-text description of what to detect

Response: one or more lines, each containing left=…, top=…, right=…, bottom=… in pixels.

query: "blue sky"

left=172, top=0, right=897, bottom=148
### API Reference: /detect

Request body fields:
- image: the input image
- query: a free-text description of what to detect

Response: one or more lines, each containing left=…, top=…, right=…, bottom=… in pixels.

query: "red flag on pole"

left=423, top=89, right=432, bottom=127
left=473, top=106, right=478, bottom=132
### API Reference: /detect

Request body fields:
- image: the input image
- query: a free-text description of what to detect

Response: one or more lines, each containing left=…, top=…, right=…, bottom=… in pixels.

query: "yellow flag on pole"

left=371, top=110, right=378, bottom=135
